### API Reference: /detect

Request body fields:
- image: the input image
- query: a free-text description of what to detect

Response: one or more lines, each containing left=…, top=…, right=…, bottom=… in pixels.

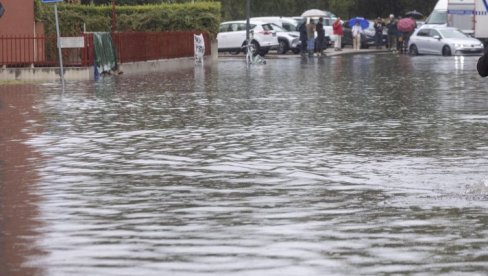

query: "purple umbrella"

left=397, top=17, right=416, bottom=32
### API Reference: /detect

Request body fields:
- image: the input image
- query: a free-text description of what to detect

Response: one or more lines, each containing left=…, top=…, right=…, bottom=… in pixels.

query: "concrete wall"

left=0, top=67, right=95, bottom=81
left=0, top=40, right=219, bottom=81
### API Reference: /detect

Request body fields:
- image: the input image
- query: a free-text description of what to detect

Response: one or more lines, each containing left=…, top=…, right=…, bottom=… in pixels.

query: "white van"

left=425, top=0, right=488, bottom=44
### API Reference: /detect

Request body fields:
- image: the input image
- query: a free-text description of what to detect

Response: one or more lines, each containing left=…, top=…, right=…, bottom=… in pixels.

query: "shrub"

left=35, top=0, right=221, bottom=37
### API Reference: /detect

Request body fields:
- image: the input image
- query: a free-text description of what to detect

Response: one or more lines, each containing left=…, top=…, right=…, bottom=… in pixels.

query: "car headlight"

left=454, top=43, right=464, bottom=49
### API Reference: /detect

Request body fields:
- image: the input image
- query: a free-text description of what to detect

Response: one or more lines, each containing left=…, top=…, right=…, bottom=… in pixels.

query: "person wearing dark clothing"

left=478, top=47, right=488, bottom=77
left=315, top=17, right=326, bottom=56
left=374, top=17, right=384, bottom=49
left=298, top=20, right=308, bottom=56
left=386, top=14, right=398, bottom=51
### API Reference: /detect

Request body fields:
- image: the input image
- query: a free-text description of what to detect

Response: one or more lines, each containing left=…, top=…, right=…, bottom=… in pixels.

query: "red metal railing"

left=0, top=31, right=210, bottom=68
left=0, top=34, right=94, bottom=67
left=112, top=31, right=211, bottom=63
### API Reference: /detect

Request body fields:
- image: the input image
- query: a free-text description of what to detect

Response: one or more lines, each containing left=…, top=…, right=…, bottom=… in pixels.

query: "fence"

left=0, top=35, right=93, bottom=67
left=0, top=31, right=210, bottom=68
left=113, top=31, right=211, bottom=63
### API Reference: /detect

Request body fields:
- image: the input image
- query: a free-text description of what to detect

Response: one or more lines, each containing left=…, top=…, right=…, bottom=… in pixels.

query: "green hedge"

left=35, top=0, right=221, bottom=37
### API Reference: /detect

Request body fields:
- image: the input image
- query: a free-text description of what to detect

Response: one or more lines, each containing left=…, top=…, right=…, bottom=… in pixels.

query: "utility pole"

left=246, top=0, right=250, bottom=46
left=111, top=0, right=116, bottom=33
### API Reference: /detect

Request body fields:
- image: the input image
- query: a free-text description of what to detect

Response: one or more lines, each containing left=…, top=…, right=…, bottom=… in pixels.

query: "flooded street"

left=2, top=54, right=488, bottom=275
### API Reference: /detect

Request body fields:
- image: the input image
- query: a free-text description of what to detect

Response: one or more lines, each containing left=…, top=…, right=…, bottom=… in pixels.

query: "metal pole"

left=112, top=0, right=116, bottom=33
left=245, top=0, right=250, bottom=43
left=54, top=3, right=65, bottom=92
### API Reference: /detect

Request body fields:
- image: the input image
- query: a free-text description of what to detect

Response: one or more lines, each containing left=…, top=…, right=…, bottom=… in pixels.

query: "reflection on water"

left=0, top=85, right=44, bottom=276
left=2, top=54, right=488, bottom=275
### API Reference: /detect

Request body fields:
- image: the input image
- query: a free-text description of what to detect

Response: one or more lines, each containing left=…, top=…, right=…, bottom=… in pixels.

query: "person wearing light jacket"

left=351, top=22, right=363, bottom=51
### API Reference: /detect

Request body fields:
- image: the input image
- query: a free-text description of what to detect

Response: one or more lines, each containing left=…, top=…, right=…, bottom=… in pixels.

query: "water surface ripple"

left=5, top=54, right=488, bottom=275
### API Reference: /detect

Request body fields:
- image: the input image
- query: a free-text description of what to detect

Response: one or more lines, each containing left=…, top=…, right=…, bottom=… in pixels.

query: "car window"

left=270, top=23, right=286, bottom=32
left=219, top=24, right=229, bottom=32
left=261, top=24, right=273, bottom=31
left=237, top=23, right=247, bottom=31
left=425, top=11, right=447, bottom=24
left=439, top=28, right=468, bottom=39
left=417, top=29, right=430, bottom=37
left=282, top=22, right=296, bottom=32
left=429, top=29, right=441, bottom=37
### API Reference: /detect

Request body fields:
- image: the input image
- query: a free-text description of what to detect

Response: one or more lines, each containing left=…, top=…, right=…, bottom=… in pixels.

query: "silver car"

left=408, top=26, right=484, bottom=56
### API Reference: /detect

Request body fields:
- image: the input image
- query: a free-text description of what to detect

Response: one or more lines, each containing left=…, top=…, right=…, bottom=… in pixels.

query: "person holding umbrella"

left=316, top=17, right=326, bottom=56
left=349, top=17, right=368, bottom=50
left=351, top=21, right=363, bottom=51
left=306, top=18, right=316, bottom=57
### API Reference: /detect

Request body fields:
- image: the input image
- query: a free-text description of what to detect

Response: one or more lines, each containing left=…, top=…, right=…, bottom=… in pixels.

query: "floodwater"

left=1, top=53, right=488, bottom=275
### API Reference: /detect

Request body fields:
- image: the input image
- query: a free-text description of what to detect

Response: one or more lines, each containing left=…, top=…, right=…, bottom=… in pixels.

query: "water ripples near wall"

left=2, top=54, right=488, bottom=275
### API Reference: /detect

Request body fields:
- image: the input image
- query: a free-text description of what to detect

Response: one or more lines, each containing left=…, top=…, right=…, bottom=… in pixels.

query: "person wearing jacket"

left=332, top=17, right=343, bottom=51
left=374, top=17, right=384, bottom=49
left=351, top=22, right=363, bottom=51
left=478, top=47, right=488, bottom=77
left=315, top=17, right=326, bottom=56
left=386, top=14, right=398, bottom=52
left=306, top=19, right=316, bottom=57
left=298, top=20, right=308, bottom=56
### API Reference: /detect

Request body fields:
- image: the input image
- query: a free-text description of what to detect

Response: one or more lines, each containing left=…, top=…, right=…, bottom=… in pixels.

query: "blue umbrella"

left=349, top=17, right=369, bottom=29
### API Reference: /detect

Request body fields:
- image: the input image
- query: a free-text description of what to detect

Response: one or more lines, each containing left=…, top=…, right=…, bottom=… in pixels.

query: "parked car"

left=251, top=16, right=299, bottom=32
left=341, top=20, right=387, bottom=49
left=251, top=17, right=301, bottom=54
left=408, top=26, right=485, bottom=56
left=217, top=20, right=279, bottom=56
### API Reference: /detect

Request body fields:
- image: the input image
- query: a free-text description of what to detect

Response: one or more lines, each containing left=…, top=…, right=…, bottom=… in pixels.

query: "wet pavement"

left=1, top=53, right=488, bottom=275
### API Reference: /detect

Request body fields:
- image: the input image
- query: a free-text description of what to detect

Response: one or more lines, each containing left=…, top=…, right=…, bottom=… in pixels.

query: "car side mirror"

left=433, top=35, right=441, bottom=40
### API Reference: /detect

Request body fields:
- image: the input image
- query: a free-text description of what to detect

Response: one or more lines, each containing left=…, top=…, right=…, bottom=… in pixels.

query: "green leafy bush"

left=35, top=0, right=220, bottom=37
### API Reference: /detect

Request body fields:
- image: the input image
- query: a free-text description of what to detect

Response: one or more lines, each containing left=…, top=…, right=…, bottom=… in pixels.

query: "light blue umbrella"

left=349, top=17, right=369, bottom=29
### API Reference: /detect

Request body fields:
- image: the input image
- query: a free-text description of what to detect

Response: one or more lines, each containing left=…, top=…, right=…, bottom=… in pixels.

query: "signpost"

left=42, top=0, right=65, bottom=92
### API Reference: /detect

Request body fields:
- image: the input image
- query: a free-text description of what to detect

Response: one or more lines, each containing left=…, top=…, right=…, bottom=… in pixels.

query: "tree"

left=219, top=0, right=438, bottom=21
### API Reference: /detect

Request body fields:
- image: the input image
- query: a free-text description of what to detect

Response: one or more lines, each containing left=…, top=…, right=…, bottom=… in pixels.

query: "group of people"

left=385, top=14, right=417, bottom=53
left=298, top=14, right=418, bottom=55
left=298, top=17, right=328, bottom=57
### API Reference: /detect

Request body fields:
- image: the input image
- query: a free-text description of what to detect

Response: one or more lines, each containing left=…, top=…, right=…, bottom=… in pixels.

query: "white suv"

left=251, top=17, right=301, bottom=54
left=217, top=20, right=279, bottom=56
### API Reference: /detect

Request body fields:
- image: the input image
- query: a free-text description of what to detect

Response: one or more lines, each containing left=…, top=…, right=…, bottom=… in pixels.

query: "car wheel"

left=277, top=40, right=289, bottom=54
left=259, top=48, right=268, bottom=56
left=409, top=44, right=419, bottom=56
left=442, top=46, right=452, bottom=56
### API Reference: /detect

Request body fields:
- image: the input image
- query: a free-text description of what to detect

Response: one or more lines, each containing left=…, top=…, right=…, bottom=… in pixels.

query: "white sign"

left=194, top=34, right=205, bottom=65
left=59, top=37, right=85, bottom=48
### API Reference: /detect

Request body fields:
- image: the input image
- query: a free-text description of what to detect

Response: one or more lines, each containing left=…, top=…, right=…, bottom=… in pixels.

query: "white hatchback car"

left=408, top=26, right=484, bottom=56
left=217, top=20, right=279, bottom=56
